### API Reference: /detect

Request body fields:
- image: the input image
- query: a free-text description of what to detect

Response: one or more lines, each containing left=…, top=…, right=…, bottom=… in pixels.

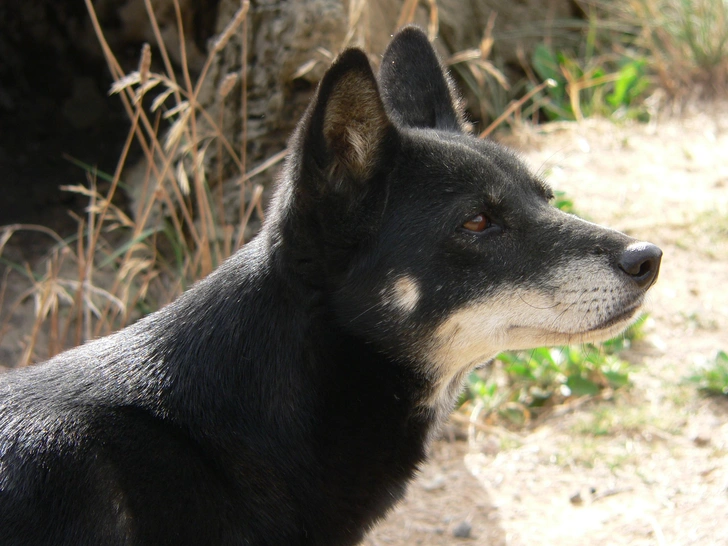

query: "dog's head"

left=273, top=27, right=661, bottom=408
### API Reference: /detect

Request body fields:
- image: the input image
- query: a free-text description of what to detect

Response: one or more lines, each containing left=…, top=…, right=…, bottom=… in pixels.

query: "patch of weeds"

left=686, top=350, right=728, bottom=396
left=707, top=210, right=728, bottom=237
left=463, top=315, right=647, bottom=427
left=604, top=450, right=638, bottom=472
left=0, top=3, right=264, bottom=366
left=529, top=0, right=728, bottom=113
left=531, top=43, right=650, bottom=122
left=521, top=2, right=663, bottom=122
left=508, top=344, right=631, bottom=397
left=625, top=0, right=728, bottom=97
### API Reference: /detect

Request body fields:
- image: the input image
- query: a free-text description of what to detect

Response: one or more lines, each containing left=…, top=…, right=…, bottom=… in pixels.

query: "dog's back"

left=0, top=27, right=661, bottom=545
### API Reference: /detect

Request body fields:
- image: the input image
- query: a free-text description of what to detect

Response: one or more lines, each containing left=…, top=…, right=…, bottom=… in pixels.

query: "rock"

left=569, top=490, right=584, bottom=505
left=452, top=520, right=472, bottom=538
left=693, top=433, right=711, bottom=447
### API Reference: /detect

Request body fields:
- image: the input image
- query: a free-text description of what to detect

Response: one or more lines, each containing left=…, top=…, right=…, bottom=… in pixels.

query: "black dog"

left=0, top=27, right=661, bottom=545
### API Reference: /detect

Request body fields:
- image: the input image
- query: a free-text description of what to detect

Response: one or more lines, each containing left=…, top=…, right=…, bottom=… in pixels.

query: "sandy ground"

left=368, top=103, right=728, bottom=545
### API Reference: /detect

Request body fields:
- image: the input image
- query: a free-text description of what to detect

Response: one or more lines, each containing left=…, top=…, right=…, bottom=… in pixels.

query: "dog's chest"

left=299, top=347, right=435, bottom=541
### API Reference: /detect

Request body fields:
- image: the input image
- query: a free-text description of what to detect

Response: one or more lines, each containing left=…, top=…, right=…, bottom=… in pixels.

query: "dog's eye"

left=462, top=213, right=492, bottom=233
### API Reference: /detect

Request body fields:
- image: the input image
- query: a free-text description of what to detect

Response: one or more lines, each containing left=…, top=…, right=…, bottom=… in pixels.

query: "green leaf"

left=607, top=59, right=649, bottom=108
left=603, top=370, right=630, bottom=389
left=532, top=44, right=562, bottom=83
left=553, top=190, right=575, bottom=213
left=566, top=375, right=601, bottom=396
left=507, top=362, right=532, bottom=379
left=688, top=351, right=728, bottom=396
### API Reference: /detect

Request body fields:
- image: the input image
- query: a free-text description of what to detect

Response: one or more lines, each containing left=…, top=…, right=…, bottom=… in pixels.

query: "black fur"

left=0, top=27, right=661, bottom=545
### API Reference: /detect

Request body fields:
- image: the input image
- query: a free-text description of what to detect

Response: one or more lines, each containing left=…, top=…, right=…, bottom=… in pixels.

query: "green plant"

left=687, top=351, right=728, bottom=396
left=553, top=190, right=576, bottom=214
left=463, top=342, right=631, bottom=425
left=531, top=43, right=650, bottom=121
left=463, top=313, right=648, bottom=425
left=505, top=344, right=630, bottom=396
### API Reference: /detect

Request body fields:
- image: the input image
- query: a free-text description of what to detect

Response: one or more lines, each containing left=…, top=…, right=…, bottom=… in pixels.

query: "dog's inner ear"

left=309, top=49, right=391, bottom=183
left=379, top=26, right=464, bottom=132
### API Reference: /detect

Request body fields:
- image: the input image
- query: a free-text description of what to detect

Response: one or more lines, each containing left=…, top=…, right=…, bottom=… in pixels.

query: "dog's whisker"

left=517, top=293, right=559, bottom=310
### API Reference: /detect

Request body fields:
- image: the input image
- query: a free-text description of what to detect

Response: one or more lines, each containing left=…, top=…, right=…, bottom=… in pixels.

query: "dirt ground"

left=367, top=103, right=728, bottom=545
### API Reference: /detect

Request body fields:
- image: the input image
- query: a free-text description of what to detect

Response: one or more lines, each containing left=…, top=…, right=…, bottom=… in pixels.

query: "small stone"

left=452, top=521, right=472, bottom=538
left=570, top=486, right=597, bottom=505
left=693, top=434, right=711, bottom=447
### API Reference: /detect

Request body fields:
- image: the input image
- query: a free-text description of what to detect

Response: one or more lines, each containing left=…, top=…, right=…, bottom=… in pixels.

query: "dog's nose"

left=618, top=242, right=662, bottom=289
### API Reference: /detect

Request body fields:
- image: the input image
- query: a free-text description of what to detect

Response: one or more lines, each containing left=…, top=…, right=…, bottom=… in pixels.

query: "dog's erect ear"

left=303, top=48, right=392, bottom=184
left=379, top=26, right=465, bottom=132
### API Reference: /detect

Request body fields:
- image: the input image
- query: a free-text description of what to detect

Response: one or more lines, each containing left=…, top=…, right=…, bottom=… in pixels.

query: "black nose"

left=618, top=242, right=662, bottom=289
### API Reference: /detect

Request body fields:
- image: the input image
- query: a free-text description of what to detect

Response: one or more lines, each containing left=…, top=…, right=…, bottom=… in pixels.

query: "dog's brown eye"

left=462, top=213, right=491, bottom=233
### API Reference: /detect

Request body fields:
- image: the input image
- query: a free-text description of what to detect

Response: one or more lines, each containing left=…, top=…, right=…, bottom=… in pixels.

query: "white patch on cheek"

left=426, top=295, right=530, bottom=379
left=383, top=275, right=420, bottom=314
left=419, top=296, right=518, bottom=415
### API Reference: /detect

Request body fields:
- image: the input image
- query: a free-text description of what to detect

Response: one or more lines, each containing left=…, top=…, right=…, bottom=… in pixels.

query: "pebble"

left=452, top=521, right=472, bottom=538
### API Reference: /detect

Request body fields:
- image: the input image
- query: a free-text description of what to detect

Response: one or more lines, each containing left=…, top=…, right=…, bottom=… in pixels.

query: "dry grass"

left=634, top=0, right=728, bottom=97
left=589, top=0, right=728, bottom=98
left=0, top=0, right=264, bottom=366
